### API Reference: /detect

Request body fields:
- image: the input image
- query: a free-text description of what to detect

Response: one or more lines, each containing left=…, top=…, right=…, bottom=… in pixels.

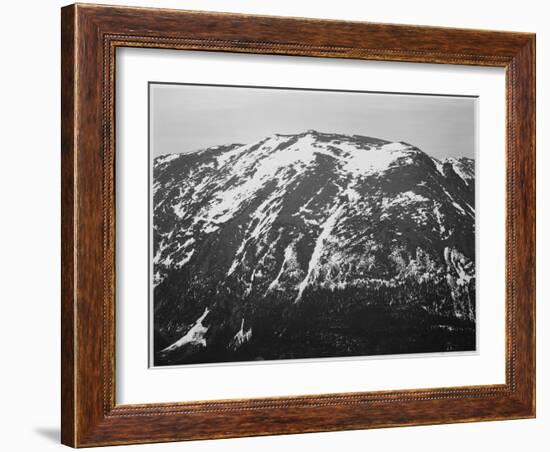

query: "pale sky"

left=150, top=83, right=477, bottom=160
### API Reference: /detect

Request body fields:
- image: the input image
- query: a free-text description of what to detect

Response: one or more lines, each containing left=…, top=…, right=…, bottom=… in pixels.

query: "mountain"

left=152, top=130, right=476, bottom=366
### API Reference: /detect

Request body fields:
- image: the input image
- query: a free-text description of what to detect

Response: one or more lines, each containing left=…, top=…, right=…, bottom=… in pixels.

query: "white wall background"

left=0, top=1, right=545, bottom=450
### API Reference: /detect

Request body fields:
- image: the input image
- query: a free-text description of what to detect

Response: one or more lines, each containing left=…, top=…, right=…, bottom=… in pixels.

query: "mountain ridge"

left=152, top=130, right=476, bottom=365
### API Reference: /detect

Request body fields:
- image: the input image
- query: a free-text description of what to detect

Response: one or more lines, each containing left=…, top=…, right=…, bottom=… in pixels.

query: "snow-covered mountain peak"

left=237, top=132, right=426, bottom=177
left=152, top=130, right=476, bottom=364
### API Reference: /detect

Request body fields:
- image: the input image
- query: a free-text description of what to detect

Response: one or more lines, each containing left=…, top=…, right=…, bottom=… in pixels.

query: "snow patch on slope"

left=382, top=191, right=429, bottom=209
left=230, top=318, right=252, bottom=350
left=433, top=202, right=446, bottom=235
left=161, top=308, right=210, bottom=352
left=444, top=158, right=475, bottom=184
left=155, top=154, right=180, bottom=165
left=295, top=204, right=344, bottom=302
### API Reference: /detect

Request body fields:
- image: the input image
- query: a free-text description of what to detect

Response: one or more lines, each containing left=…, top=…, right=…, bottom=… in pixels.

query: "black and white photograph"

left=150, top=83, right=477, bottom=367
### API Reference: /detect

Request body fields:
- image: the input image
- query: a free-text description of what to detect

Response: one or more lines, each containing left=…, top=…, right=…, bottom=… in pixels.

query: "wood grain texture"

left=60, top=5, right=76, bottom=447
left=60, top=3, right=536, bottom=447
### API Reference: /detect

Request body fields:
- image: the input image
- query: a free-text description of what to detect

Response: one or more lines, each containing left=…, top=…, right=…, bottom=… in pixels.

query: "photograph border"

left=61, top=3, right=535, bottom=447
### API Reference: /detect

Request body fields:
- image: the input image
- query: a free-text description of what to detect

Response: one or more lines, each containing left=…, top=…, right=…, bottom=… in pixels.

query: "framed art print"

left=61, top=3, right=535, bottom=447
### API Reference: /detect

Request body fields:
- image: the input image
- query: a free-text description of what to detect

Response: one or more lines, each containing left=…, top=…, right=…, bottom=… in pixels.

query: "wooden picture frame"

left=61, top=3, right=535, bottom=447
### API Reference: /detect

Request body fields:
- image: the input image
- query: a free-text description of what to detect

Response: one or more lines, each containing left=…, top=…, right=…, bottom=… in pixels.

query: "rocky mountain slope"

left=152, top=130, right=476, bottom=366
